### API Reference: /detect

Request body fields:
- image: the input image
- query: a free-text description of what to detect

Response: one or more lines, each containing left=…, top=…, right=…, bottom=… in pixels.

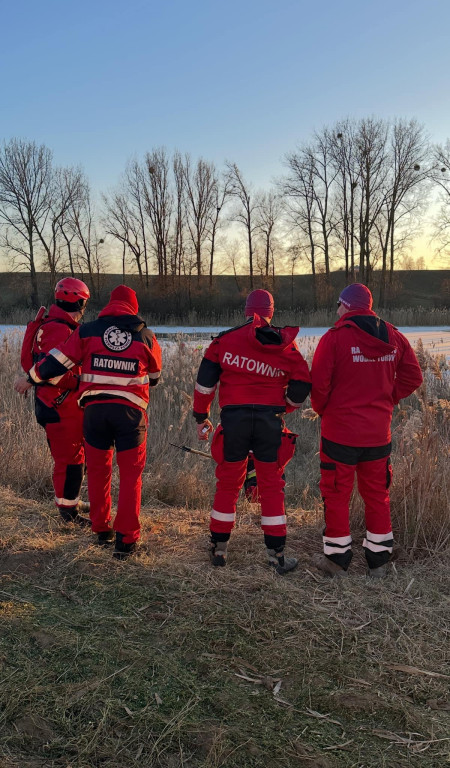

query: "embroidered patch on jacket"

left=103, top=326, right=132, bottom=352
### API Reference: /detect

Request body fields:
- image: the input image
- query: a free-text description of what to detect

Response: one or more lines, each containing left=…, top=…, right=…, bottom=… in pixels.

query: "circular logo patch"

left=103, top=326, right=132, bottom=352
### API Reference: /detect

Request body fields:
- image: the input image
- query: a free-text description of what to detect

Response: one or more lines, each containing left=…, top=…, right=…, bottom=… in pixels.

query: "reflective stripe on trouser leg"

left=357, top=456, right=393, bottom=567
left=356, top=456, right=393, bottom=537
left=253, top=458, right=287, bottom=537
left=114, top=442, right=147, bottom=544
left=84, top=443, right=113, bottom=533
left=319, top=448, right=355, bottom=568
left=210, top=459, right=248, bottom=534
left=45, top=415, right=85, bottom=508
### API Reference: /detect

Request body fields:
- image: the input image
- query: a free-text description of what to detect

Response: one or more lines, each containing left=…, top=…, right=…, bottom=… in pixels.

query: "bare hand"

left=14, top=375, right=32, bottom=395
left=197, top=419, right=213, bottom=441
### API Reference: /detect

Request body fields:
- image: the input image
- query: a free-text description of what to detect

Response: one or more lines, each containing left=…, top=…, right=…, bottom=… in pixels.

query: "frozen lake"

left=1, top=323, right=449, bottom=360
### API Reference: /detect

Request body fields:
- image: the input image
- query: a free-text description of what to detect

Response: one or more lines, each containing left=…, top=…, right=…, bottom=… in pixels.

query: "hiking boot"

left=210, top=540, right=227, bottom=567
left=312, top=553, right=348, bottom=579
left=59, top=508, right=91, bottom=528
left=113, top=533, right=138, bottom=560
left=367, top=564, right=388, bottom=579
left=267, top=548, right=298, bottom=575
left=97, top=529, right=115, bottom=546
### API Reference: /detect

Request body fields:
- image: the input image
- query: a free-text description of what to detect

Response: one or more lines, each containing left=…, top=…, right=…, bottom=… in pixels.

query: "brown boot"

left=312, top=553, right=348, bottom=579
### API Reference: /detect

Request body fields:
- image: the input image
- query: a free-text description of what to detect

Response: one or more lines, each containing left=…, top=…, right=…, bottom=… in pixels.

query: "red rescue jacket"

left=193, top=315, right=311, bottom=420
left=29, top=304, right=82, bottom=414
left=310, top=309, right=423, bottom=446
left=30, top=298, right=162, bottom=411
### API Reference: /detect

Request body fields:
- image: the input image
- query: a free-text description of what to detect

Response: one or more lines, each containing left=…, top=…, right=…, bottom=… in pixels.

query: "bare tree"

left=183, top=155, right=219, bottom=277
left=331, top=121, right=361, bottom=279
left=254, top=190, right=283, bottom=276
left=280, top=151, right=318, bottom=307
left=143, top=148, right=173, bottom=276
left=67, top=175, right=104, bottom=299
left=225, top=162, right=258, bottom=287
left=430, top=141, right=450, bottom=263
left=0, top=139, right=53, bottom=306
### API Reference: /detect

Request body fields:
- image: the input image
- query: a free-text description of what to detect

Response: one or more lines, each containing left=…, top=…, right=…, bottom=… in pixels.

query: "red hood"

left=98, top=301, right=138, bottom=317
left=48, top=303, right=79, bottom=328
left=335, top=310, right=396, bottom=359
left=248, top=314, right=299, bottom=352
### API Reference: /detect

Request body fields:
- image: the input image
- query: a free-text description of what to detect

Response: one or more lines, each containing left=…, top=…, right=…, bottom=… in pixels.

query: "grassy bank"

left=1, top=491, right=449, bottom=768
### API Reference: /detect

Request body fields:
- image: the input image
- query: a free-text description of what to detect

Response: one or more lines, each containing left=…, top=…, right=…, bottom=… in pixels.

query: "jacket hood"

left=98, top=313, right=146, bottom=333
left=335, top=310, right=396, bottom=359
left=248, top=314, right=299, bottom=352
left=48, top=303, right=80, bottom=328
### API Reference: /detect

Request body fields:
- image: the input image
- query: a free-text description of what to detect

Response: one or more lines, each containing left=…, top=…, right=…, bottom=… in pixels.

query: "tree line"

left=0, top=116, right=449, bottom=308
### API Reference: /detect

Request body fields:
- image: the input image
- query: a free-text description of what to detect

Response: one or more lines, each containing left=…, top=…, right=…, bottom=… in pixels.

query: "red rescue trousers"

left=45, top=404, right=85, bottom=513
left=209, top=408, right=296, bottom=540
left=83, top=402, right=148, bottom=544
left=319, top=438, right=394, bottom=569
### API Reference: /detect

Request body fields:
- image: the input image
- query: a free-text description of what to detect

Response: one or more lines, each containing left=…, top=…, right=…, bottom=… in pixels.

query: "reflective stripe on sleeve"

left=148, top=371, right=161, bottom=379
left=195, top=382, right=216, bottom=394
left=50, top=348, right=76, bottom=368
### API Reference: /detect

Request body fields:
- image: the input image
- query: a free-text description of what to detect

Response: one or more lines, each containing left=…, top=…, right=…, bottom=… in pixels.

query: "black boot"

left=59, top=507, right=91, bottom=528
left=210, top=539, right=227, bottom=567
left=97, top=529, right=115, bottom=546
left=113, top=532, right=138, bottom=560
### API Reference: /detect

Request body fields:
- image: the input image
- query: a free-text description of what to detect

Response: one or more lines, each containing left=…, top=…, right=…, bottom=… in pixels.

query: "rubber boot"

left=267, top=548, right=298, bottom=575
left=312, top=553, right=348, bottom=579
left=210, top=539, right=227, bottom=567
left=367, top=564, right=388, bottom=579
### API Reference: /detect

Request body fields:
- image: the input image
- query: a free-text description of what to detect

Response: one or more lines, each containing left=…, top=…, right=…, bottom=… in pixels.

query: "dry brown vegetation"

left=0, top=330, right=449, bottom=767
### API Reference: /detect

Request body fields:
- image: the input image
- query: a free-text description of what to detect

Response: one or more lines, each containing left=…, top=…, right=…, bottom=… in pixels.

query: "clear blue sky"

left=1, top=0, right=450, bottom=193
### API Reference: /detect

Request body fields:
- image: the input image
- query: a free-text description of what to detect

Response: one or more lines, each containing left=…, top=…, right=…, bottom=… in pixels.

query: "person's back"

left=312, top=310, right=421, bottom=446
left=310, top=283, right=423, bottom=580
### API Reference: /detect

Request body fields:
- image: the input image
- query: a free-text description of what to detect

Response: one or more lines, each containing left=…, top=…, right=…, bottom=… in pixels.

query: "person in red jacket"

left=17, top=278, right=91, bottom=525
left=18, top=285, right=162, bottom=560
left=194, top=289, right=311, bottom=574
left=310, top=283, right=423, bottom=579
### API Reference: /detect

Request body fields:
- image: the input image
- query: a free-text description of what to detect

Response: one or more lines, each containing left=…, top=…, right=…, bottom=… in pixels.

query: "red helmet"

left=55, top=277, right=90, bottom=303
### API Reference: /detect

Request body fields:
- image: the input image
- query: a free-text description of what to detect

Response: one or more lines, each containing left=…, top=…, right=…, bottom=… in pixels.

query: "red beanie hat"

left=245, top=289, right=274, bottom=319
left=108, top=285, right=139, bottom=314
left=338, top=283, right=373, bottom=311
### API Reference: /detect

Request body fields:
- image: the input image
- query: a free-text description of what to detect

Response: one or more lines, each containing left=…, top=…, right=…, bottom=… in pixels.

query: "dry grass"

left=0, top=328, right=449, bottom=766
left=0, top=487, right=449, bottom=768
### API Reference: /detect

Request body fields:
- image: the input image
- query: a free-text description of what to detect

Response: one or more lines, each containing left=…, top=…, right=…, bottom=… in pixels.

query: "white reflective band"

left=365, top=529, right=393, bottom=543
left=210, top=509, right=236, bottom=522
left=55, top=495, right=80, bottom=506
left=81, top=373, right=149, bottom=386
left=29, top=365, right=42, bottom=383
left=80, top=389, right=148, bottom=409
left=323, top=535, right=352, bottom=546
left=261, top=515, right=287, bottom=526
left=363, top=538, right=393, bottom=553
left=286, top=397, right=301, bottom=407
left=148, top=371, right=161, bottom=379
left=195, top=382, right=216, bottom=394
left=50, top=348, right=75, bottom=368
left=324, top=543, right=352, bottom=555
